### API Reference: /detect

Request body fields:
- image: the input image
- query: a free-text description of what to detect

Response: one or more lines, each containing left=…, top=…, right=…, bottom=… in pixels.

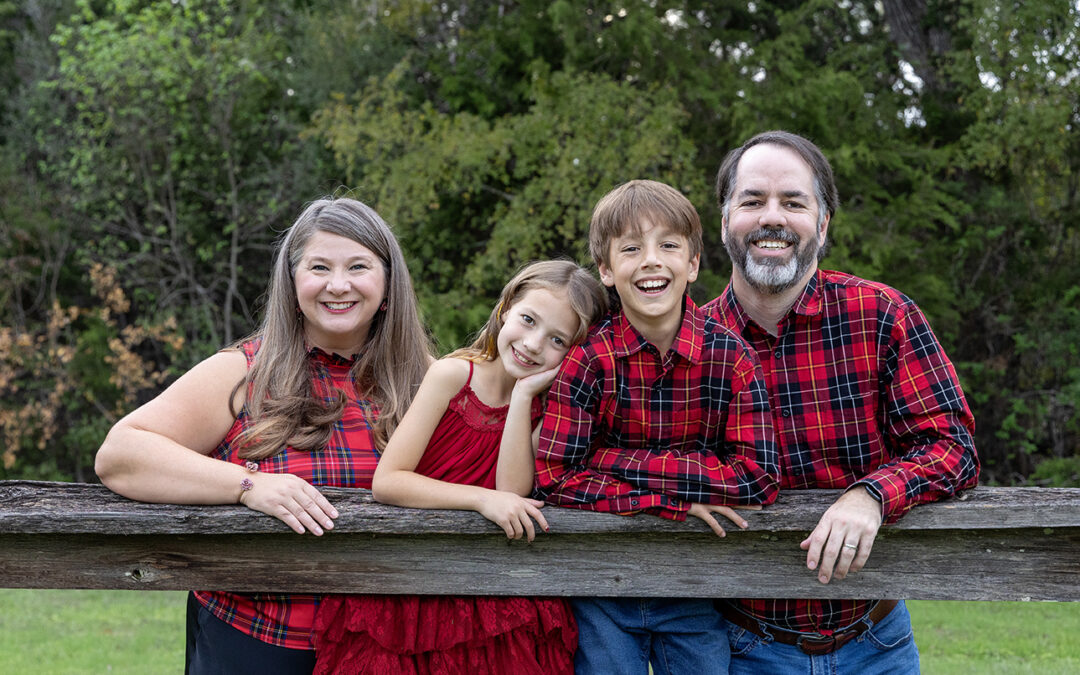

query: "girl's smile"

left=496, top=288, right=580, bottom=380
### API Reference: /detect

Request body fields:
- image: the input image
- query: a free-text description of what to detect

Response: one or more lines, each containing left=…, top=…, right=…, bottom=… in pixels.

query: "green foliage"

left=1030, top=457, right=1080, bottom=488
left=0, top=0, right=1076, bottom=480
left=311, top=63, right=705, bottom=348
left=33, top=0, right=324, bottom=348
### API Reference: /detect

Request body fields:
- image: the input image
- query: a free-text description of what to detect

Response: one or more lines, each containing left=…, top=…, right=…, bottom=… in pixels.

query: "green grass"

left=0, top=592, right=1077, bottom=673
left=0, top=589, right=185, bottom=674
left=909, top=599, right=1080, bottom=674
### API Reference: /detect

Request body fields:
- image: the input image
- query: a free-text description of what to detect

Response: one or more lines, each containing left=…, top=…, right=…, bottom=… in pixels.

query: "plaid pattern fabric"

left=194, top=340, right=380, bottom=649
left=707, top=269, right=979, bottom=632
left=534, top=297, right=778, bottom=520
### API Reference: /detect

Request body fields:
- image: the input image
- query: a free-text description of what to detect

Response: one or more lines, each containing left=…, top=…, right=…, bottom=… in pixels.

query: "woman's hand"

left=238, top=472, right=340, bottom=536
left=477, top=490, right=550, bottom=542
left=687, top=502, right=760, bottom=537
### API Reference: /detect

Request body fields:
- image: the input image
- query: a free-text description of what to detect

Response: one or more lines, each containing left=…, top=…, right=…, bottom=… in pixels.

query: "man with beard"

left=705, top=130, right=980, bottom=674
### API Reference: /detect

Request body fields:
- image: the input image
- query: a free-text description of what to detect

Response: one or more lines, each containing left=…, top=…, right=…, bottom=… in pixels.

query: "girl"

left=313, top=259, right=608, bottom=675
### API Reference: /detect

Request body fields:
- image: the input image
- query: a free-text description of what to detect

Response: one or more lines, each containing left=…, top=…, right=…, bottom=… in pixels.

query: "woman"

left=95, top=197, right=433, bottom=674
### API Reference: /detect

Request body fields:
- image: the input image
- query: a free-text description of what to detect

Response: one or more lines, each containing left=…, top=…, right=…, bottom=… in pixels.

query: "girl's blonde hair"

left=450, top=260, right=608, bottom=363
left=234, top=197, right=434, bottom=458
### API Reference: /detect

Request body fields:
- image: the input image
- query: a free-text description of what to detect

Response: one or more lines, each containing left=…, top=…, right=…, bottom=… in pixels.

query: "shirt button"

left=631, top=499, right=640, bottom=506
left=781, top=409, right=791, bottom=418
left=774, top=350, right=783, bottom=359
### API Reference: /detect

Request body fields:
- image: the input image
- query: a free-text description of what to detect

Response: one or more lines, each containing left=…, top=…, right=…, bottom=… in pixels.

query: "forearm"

left=372, top=468, right=494, bottom=512
left=589, top=446, right=777, bottom=506
left=495, top=389, right=538, bottom=496
left=854, top=430, right=979, bottom=523
left=536, top=462, right=689, bottom=518
left=866, top=302, right=980, bottom=522
left=95, top=426, right=250, bottom=505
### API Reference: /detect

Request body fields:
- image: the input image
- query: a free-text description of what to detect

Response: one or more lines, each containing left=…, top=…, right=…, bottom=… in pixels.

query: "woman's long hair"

left=234, top=198, right=434, bottom=458
left=449, top=260, right=608, bottom=363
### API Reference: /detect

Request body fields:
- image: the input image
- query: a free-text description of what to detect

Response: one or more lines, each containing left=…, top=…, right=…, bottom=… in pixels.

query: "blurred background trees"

left=1, top=0, right=1077, bottom=486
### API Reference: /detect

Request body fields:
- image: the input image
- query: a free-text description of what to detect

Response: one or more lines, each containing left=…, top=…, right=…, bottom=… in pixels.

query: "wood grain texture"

left=1, top=482, right=1078, bottom=600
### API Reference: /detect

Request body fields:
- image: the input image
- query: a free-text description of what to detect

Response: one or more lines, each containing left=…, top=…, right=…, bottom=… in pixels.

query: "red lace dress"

left=312, top=362, right=577, bottom=675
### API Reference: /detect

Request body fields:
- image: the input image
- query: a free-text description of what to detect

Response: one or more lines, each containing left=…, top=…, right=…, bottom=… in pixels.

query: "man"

left=706, top=130, right=979, bottom=674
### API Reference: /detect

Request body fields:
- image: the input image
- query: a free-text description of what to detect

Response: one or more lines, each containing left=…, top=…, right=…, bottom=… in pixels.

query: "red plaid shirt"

left=534, top=297, right=778, bottom=519
left=194, top=340, right=380, bottom=649
left=707, top=269, right=979, bottom=633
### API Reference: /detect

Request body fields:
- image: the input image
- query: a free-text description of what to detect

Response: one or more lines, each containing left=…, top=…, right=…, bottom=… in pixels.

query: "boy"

left=534, top=180, right=779, bottom=675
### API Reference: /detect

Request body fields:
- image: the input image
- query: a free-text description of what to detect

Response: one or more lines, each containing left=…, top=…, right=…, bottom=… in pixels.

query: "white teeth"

left=324, top=302, right=354, bottom=310
left=756, top=240, right=791, bottom=249
left=637, top=279, right=668, bottom=290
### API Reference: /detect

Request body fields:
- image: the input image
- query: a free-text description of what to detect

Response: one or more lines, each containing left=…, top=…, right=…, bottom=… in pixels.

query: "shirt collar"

left=720, top=269, right=825, bottom=337
left=610, top=295, right=703, bottom=364
left=306, top=343, right=359, bottom=366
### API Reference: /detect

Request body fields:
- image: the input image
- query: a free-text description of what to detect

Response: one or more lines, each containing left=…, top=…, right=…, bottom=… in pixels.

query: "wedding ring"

left=843, top=543, right=858, bottom=550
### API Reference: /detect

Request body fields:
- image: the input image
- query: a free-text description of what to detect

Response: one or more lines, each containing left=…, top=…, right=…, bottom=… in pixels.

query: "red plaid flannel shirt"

left=707, top=269, right=979, bottom=633
left=194, top=340, right=379, bottom=649
left=534, top=297, right=778, bottom=519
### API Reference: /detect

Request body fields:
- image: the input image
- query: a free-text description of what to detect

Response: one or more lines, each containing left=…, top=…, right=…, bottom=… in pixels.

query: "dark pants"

left=185, top=592, right=316, bottom=675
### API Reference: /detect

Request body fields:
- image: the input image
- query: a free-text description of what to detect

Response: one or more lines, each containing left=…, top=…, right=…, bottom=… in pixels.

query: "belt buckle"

left=796, top=633, right=837, bottom=656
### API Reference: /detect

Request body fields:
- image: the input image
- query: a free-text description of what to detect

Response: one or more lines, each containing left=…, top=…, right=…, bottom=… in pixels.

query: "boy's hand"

left=687, top=503, right=757, bottom=537
left=477, top=490, right=550, bottom=542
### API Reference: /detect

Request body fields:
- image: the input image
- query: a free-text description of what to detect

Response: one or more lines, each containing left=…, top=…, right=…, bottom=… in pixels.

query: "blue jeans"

left=727, top=600, right=920, bottom=675
left=571, top=597, right=730, bottom=675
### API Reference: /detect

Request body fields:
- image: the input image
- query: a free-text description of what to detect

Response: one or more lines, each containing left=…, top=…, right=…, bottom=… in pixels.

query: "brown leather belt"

left=719, top=599, right=899, bottom=656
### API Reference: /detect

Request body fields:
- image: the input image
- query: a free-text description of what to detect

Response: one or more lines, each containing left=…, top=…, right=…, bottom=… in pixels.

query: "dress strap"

left=465, top=360, right=474, bottom=387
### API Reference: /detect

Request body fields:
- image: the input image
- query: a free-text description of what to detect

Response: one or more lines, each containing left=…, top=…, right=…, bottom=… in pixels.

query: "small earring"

left=379, top=299, right=388, bottom=312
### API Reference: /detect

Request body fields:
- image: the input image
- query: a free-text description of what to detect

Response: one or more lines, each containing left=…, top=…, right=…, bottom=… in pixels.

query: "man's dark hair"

left=715, top=130, right=839, bottom=225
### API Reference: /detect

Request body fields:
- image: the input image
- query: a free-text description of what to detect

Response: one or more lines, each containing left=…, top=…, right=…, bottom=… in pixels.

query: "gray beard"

left=743, top=254, right=802, bottom=294
left=725, top=227, right=820, bottom=295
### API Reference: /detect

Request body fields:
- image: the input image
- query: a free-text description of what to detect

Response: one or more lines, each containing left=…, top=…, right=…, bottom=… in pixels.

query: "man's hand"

left=800, top=486, right=882, bottom=584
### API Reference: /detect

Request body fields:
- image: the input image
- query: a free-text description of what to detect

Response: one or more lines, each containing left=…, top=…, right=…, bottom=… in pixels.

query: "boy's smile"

left=598, top=219, right=699, bottom=350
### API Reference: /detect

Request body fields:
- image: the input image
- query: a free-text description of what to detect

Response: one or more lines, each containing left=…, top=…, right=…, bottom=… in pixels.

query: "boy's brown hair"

left=588, top=180, right=704, bottom=267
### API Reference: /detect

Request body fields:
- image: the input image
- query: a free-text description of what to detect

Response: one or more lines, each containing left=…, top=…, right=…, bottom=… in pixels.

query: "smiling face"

left=294, top=230, right=387, bottom=355
left=496, top=287, right=580, bottom=380
left=722, top=143, right=829, bottom=295
left=598, top=219, right=700, bottom=339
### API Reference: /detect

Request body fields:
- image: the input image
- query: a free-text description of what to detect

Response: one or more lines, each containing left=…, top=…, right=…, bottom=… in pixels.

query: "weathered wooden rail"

left=1, top=481, right=1077, bottom=601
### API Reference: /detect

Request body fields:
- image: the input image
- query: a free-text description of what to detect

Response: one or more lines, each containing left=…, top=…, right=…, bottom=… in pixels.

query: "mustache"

left=746, top=228, right=800, bottom=245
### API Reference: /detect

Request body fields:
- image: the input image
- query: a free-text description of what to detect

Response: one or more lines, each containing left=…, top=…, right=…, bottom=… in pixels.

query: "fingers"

left=515, top=366, right=562, bottom=398
left=485, top=493, right=551, bottom=542
left=687, top=503, right=727, bottom=537
left=526, top=502, right=550, bottom=535
left=801, top=492, right=882, bottom=584
left=712, top=505, right=750, bottom=530
left=242, top=474, right=338, bottom=536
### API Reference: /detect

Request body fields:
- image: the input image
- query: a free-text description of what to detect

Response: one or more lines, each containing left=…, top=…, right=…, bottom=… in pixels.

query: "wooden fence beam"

left=1, top=481, right=1078, bottom=601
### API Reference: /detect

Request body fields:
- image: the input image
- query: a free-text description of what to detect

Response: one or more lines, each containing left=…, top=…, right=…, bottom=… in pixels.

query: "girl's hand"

left=513, top=364, right=562, bottom=400
left=477, top=490, right=550, bottom=542
left=687, top=502, right=758, bottom=537
left=238, top=472, right=339, bottom=536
